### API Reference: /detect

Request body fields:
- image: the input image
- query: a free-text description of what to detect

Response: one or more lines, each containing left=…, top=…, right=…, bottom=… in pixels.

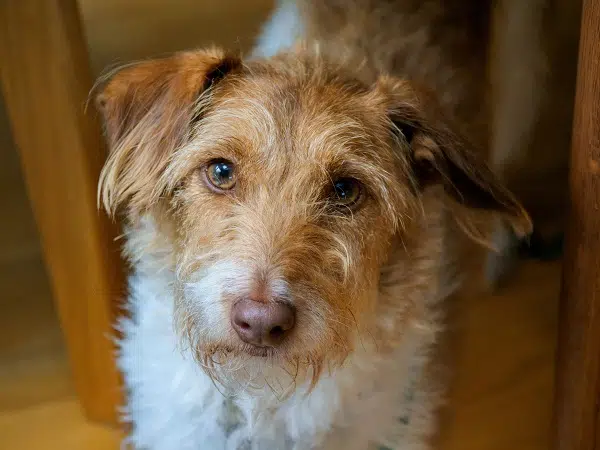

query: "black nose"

left=231, top=298, right=296, bottom=347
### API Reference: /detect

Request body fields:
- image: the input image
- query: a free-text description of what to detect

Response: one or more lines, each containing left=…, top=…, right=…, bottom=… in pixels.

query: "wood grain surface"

left=0, top=0, right=125, bottom=424
left=552, top=0, right=600, bottom=449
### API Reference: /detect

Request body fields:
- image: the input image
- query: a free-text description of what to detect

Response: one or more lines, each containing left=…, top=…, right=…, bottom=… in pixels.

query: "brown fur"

left=297, top=0, right=492, bottom=149
left=297, top=0, right=581, bottom=241
left=97, top=44, right=529, bottom=388
left=96, top=48, right=242, bottom=216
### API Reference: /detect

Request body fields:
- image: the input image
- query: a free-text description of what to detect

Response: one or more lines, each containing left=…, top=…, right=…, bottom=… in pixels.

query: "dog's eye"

left=205, top=160, right=236, bottom=191
left=331, top=178, right=362, bottom=207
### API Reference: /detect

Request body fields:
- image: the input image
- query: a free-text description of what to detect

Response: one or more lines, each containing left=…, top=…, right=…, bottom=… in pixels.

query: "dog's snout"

left=231, top=298, right=295, bottom=347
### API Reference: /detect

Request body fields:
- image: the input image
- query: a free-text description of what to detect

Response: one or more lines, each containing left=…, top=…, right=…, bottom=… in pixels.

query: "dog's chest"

left=223, top=363, right=424, bottom=450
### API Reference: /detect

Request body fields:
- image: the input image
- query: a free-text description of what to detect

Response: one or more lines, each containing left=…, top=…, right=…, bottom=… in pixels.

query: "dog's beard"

left=191, top=343, right=327, bottom=398
left=174, top=301, right=329, bottom=397
left=175, top=301, right=351, bottom=397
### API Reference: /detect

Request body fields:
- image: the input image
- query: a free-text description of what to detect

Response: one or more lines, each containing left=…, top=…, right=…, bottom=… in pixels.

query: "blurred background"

left=0, top=1, right=560, bottom=449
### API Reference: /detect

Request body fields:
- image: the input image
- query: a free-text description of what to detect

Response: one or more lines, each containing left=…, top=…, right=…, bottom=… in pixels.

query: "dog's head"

left=97, top=48, right=530, bottom=390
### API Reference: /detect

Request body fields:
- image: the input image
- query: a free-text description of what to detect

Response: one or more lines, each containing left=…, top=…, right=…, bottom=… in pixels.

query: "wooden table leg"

left=0, top=0, right=124, bottom=424
left=552, top=0, right=600, bottom=448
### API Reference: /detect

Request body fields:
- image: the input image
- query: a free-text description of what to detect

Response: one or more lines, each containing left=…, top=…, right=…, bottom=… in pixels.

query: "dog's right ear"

left=95, top=48, right=241, bottom=216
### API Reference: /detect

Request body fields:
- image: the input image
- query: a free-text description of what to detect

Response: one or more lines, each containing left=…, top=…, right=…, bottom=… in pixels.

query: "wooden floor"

left=0, top=1, right=560, bottom=449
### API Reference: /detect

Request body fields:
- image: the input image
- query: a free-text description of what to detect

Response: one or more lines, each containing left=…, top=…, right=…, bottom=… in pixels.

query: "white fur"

left=119, top=266, right=441, bottom=450
left=182, top=260, right=254, bottom=343
left=252, top=0, right=303, bottom=58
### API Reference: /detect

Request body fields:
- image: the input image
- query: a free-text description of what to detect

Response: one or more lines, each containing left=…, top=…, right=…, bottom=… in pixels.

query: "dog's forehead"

left=203, top=70, right=394, bottom=170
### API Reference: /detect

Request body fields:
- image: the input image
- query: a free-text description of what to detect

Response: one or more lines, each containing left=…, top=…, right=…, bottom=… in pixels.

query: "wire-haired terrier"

left=96, top=0, right=587, bottom=448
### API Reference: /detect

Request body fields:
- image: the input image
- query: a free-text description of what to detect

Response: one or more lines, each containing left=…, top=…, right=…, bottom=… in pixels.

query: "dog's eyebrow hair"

left=325, top=158, right=396, bottom=194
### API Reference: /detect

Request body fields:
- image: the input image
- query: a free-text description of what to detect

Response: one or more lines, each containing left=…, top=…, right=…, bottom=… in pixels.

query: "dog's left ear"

left=377, top=77, right=532, bottom=237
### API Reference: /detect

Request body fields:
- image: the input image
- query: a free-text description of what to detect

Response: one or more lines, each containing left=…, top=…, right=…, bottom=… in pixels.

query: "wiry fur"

left=95, top=2, right=541, bottom=449
left=119, top=205, right=451, bottom=449
left=259, top=0, right=581, bottom=281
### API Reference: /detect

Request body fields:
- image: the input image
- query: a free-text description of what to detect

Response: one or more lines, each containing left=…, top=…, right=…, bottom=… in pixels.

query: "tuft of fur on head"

left=96, top=46, right=530, bottom=393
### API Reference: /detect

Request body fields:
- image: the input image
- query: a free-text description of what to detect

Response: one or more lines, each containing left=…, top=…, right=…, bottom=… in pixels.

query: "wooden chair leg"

left=552, top=0, right=600, bottom=449
left=0, top=0, right=124, bottom=424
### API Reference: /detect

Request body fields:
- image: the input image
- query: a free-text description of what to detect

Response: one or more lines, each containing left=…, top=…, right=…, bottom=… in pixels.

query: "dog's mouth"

left=243, top=344, right=278, bottom=358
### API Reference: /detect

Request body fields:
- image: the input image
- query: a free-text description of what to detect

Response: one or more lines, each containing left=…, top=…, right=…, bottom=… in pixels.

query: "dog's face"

left=97, top=48, right=529, bottom=388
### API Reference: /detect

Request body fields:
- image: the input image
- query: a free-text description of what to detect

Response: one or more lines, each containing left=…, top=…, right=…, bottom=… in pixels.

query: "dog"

left=95, top=0, right=582, bottom=448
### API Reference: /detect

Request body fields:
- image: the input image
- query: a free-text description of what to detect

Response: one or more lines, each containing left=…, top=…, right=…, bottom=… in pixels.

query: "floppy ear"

left=378, top=77, right=532, bottom=238
left=95, top=48, right=242, bottom=216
